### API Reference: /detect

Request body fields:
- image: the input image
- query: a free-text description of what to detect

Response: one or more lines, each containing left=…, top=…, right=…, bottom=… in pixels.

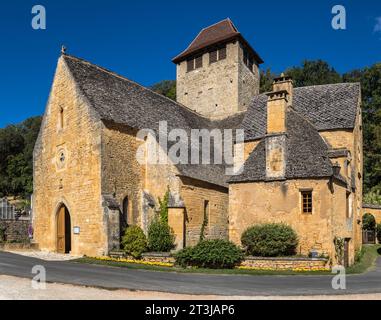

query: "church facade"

left=33, top=19, right=363, bottom=266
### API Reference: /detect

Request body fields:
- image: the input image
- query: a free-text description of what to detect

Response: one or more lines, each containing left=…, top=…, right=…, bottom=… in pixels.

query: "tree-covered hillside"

left=0, top=116, right=42, bottom=198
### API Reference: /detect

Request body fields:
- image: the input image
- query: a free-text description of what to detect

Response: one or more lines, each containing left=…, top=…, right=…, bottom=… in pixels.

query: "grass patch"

left=347, top=244, right=381, bottom=274
left=72, top=257, right=331, bottom=276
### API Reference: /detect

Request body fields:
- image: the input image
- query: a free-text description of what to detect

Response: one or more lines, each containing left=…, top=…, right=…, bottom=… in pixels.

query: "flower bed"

left=101, top=252, right=330, bottom=271
left=90, top=255, right=174, bottom=267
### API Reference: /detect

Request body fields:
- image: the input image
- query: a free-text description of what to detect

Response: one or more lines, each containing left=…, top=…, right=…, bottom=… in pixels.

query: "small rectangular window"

left=301, top=190, right=312, bottom=214
left=209, top=50, right=218, bottom=64
left=195, top=55, right=203, bottom=69
left=187, top=58, right=194, bottom=72
left=218, top=46, right=227, bottom=60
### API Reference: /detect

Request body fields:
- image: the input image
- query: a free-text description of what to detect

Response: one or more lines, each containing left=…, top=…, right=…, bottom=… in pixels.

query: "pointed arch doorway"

left=57, top=204, right=71, bottom=254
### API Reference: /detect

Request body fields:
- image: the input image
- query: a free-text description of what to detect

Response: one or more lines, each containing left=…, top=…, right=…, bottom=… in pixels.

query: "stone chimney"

left=265, top=74, right=292, bottom=180
left=272, top=73, right=293, bottom=106
left=266, top=90, right=288, bottom=134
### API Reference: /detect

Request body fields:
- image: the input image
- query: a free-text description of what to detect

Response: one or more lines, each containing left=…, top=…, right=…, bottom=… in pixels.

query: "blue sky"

left=0, top=0, right=380, bottom=127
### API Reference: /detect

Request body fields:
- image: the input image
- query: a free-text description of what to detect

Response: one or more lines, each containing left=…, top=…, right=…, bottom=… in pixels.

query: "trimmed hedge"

left=148, top=219, right=175, bottom=252
left=175, top=239, right=244, bottom=269
left=241, top=223, right=298, bottom=257
left=121, top=225, right=147, bottom=259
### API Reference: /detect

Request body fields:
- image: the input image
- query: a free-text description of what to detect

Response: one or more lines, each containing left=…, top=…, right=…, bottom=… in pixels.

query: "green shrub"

left=175, top=239, right=244, bottom=269
left=377, top=224, right=381, bottom=243
left=241, top=223, right=298, bottom=257
left=121, top=225, right=147, bottom=259
left=158, top=187, right=170, bottom=224
left=147, top=219, right=175, bottom=252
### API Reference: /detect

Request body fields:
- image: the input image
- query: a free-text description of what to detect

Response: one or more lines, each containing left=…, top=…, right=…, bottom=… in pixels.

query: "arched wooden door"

left=57, top=205, right=71, bottom=254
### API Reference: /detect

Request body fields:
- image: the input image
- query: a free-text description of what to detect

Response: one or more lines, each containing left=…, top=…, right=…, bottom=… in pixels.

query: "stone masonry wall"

left=0, top=220, right=29, bottom=243
left=229, top=179, right=354, bottom=265
left=240, top=257, right=329, bottom=270
left=237, top=43, right=260, bottom=111
left=33, top=56, right=105, bottom=256
left=176, top=41, right=259, bottom=119
left=320, top=117, right=363, bottom=253
left=101, top=122, right=144, bottom=229
left=180, top=177, right=229, bottom=247
left=362, top=206, right=381, bottom=224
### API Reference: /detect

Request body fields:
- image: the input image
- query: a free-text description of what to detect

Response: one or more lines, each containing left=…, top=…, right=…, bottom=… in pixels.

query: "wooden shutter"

left=195, top=55, right=203, bottom=69
left=218, top=46, right=227, bottom=60
left=187, top=58, right=194, bottom=72
left=209, top=50, right=218, bottom=64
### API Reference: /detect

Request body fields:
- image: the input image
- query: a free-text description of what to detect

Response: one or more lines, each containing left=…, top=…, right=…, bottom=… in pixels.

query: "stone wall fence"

left=109, top=250, right=329, bottom=271
left=0, top=220, right=30, bottom=243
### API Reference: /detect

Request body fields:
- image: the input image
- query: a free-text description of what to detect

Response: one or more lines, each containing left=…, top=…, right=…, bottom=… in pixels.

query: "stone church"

left=33, top=19, right=363, bottom=266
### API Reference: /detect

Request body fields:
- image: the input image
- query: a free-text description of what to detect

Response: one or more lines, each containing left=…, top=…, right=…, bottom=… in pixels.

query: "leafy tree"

left=259, top=68, right=275, bottom=93
left=0, top=116, right=42, bottom=198
left=285, top=60, right=342, bottom=87
left=364, top=189, right=381, bottom=205
left=344, top=64, right=381, bottom=194
left=158, top=187, right=170, bottom=224
left=362, top=213, right=376, bottom=231
left=151, top=80, right=176, bottom=101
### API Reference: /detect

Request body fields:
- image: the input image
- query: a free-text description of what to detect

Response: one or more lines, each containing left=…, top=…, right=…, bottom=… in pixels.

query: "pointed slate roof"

left=241, top=83, right=361, bottom=141
left=62, top=54, right=241, bottom=188
left=61, top=54, right=359, bottom=187
left=229, top=110, right=338, bottom=183
left=172, top=19, right=263, bottom=64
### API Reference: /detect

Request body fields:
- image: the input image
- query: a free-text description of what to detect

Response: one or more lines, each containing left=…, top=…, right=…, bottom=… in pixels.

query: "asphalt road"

left=1, top=251, right=381, bottom=296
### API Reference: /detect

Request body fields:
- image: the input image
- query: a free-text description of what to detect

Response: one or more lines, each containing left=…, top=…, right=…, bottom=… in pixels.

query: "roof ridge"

left=202, top=18, right=238, bottom=32
left=287, top=108, right=330, bottom=150
left=294, top=82, right=360, bottom=91
left=62, top=54, right=210, bottom=121
left=173, top=19, right=238, bottom=62
left=287, top=107, right=319, bottom=133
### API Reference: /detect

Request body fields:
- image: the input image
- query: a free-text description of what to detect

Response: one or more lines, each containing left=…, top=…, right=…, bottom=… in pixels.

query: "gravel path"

left=6, top=250, right=80, bottom=261
left=1, top=275, right=381, bottom=300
